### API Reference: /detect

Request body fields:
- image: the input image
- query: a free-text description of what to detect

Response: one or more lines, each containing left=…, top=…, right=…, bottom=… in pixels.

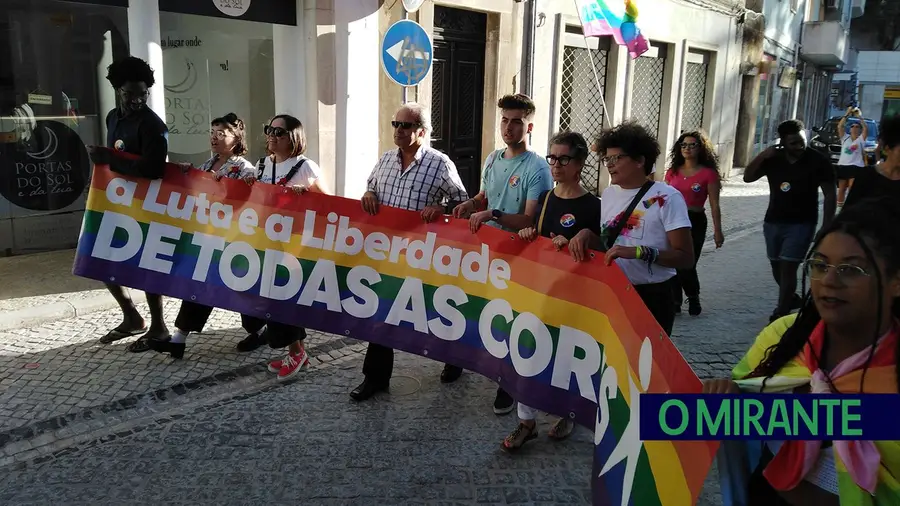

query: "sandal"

left=548, top=417, right=575, bottom=440
left=126, top=332, right=171, bottom=353
left=500, top=423, right=538, bottom=453
left=99, top=325, right=148, bottom=344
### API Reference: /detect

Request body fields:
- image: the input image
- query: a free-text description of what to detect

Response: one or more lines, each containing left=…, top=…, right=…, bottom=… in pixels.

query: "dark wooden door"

left=430, top=6, right=486, bottom=197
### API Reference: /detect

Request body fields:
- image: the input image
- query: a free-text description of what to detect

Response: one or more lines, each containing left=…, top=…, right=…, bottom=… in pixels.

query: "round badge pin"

left=780, top=182, right=791, bottom=192
left=560, top=214, right=576, bottom=228
left=691, top=182, right=702, bottom=192
left=114, top=139, right=125, bottom=151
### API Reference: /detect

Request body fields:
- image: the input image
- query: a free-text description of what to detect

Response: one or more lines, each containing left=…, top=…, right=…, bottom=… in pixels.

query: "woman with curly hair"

left=566, top=121, right=694, bottom=336
left=708, top=195, right=900, bottom=505
left=665, top=130, right=724, bottom=316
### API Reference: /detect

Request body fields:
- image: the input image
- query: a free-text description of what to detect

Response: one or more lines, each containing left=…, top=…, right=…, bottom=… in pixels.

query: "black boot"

left=687, top=297, right=702, bottom=316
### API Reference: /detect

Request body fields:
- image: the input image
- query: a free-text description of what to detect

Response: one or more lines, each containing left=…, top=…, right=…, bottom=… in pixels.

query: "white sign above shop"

left=213, top=0, right=250, bottom=17
left=402, top=0, right=426, bottom=13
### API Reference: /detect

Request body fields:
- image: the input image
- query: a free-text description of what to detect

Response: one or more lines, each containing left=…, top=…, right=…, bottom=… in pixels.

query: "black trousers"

left=174, top=300, right=306, bottom=349
left=673, top=210, right=708, bottom=305
left=635, top=278, right=677, bottom=336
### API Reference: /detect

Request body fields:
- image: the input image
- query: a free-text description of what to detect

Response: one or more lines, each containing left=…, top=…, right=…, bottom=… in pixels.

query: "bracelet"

left=635, top=246, right=643, bottom=259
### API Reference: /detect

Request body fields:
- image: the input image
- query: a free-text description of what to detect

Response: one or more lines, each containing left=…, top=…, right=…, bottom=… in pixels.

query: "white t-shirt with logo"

left=837, top=135, right=866, bottom=167
left=600, top=182, right=692, bottom=285
left=258, top=155, right=323, bottom=187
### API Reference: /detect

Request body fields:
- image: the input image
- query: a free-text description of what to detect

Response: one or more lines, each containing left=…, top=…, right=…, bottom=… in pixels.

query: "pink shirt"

left=665, top=167, right=718, bottom=208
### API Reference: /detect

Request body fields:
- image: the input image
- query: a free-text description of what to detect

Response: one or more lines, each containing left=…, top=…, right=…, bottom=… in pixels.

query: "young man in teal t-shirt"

left=451, top=93, right=552, bottom=414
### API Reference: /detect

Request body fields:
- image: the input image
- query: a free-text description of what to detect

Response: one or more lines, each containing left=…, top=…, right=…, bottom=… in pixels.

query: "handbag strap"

left=536, top=190, right=553, bottom=237
left=604, top=181, right=654, bottom=249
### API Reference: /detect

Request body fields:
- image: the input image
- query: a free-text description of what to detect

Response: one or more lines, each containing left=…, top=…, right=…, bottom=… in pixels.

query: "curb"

left=0, top=290, right=145, bottom=332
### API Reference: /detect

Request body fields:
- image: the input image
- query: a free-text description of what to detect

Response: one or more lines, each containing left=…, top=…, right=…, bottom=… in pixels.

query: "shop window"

left=0, top=0, right=129, bottom=254
left=159, top=12, right=275, bottom=166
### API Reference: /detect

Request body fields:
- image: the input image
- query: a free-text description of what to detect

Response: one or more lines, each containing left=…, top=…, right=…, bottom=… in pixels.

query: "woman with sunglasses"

left=709, top=196, right=900, bottom=506
left=835, top=106, right=869, bottom=207
left=665, top=130, right=724, bottom=316
left=500, top=131, right=602, bottom=452
left=249, top=114, right=328, bottom=381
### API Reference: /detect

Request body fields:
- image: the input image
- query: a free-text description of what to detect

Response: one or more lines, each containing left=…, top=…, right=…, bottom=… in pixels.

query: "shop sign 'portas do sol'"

left=0, top=120, right=90, bottom=211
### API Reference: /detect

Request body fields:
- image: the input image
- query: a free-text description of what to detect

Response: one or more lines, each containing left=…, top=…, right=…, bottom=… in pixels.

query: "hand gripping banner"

left=74, top=164, right=718, bottom=506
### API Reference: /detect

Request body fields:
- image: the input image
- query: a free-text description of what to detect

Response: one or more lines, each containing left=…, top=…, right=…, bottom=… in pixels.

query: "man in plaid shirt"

left=350, top=102, right=469, bottom=402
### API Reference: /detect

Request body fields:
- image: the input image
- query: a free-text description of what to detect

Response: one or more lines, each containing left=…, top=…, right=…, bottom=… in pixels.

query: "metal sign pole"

left=402, top=11, right=410, bottom=104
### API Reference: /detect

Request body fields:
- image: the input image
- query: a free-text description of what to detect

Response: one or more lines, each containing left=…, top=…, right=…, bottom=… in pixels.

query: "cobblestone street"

left=0, top=179, right=784, bottom=505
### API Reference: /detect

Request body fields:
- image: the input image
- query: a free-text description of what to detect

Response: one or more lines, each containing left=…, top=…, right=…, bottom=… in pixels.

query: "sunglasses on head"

left=264, top=125, right=288, bottom=138
left=391, top=121, right=419, bottom=130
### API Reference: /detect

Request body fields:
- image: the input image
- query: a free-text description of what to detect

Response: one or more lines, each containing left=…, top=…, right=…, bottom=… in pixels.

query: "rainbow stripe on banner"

left=575, top=0, right=650, bottom=59
left=74, top=163, right=717, bottom=506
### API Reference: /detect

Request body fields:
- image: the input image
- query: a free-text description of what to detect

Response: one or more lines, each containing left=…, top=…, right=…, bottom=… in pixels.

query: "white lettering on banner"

left=106, top=178, right=137, bottom=206
left=90, top=178, right=628, bottom=426
left=238, top=208, right=258, bottom=235
left=138, top=222, right=181, bottom=274
left=191, top=233, right=225, bottom=282
left=300, top=210, right=512, bottom=290
left=91, top=211, right=144, bottom=262
left=595, top=337, right=653, bottom=506
left=259, top=249, right=304, bottom=300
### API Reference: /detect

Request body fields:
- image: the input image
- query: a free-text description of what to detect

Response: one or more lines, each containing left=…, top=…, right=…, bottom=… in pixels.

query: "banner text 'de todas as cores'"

left=74, top=164, right=719, bottom=506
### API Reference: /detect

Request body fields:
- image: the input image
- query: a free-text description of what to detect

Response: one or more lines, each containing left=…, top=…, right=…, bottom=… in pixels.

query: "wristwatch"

left=491, top=209, right=503, bottom=221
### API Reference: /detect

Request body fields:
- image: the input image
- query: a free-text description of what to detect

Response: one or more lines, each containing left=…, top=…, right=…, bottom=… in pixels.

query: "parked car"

left=809, top=116, right=879, bottom=166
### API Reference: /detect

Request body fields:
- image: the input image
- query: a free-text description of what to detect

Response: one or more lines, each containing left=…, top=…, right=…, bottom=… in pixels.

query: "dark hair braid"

left=745, top=196, right=900, bottom=393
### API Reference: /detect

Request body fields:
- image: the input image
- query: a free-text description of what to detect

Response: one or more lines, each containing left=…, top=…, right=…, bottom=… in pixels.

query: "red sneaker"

left=277, top=348, right=309, bottom=382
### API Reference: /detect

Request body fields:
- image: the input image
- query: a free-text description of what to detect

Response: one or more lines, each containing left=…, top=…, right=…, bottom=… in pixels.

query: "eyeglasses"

left=680, top=142, right=699, bottom=150
left=210, top=130, right=234, bottom=140
left=264, top=125, right=288, bottom=138
left=600, top=153, right=629, bottom=166
left=804, top=259, right=870, bottom=283
left=391, top=121, right=420, bottom=130
left=546, top=154, right=574, bottom=166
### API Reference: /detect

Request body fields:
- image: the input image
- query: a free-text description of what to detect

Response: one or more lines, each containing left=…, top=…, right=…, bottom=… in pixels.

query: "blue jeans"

left=763, top=222, right=816, bottom=263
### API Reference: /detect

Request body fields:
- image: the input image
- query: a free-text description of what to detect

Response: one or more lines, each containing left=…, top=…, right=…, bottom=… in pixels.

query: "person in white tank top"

left=835, top=107, right=869, bottom=206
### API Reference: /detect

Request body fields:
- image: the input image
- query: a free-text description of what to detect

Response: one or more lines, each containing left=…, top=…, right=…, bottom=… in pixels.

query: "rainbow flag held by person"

left=74, top=159, right=719, bottom=506
left=575, top=0, right=650, bottom=59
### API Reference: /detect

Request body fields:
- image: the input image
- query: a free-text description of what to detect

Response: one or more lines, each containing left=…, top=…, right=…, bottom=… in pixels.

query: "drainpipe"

left=520, top=0, right=536, bottom=96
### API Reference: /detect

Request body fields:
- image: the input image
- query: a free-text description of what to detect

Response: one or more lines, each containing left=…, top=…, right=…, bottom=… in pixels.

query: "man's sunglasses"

left=391, top=121, right=420, bottom=130
left=264, top=125, right=288, bottom=137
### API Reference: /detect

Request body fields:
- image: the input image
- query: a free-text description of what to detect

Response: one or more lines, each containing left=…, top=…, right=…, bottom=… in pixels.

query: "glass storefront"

left=0, top=0, right=292, bottom=255
left=0, top=0, right=129, bottom=254
left=159, top=11, right=275, bottom=165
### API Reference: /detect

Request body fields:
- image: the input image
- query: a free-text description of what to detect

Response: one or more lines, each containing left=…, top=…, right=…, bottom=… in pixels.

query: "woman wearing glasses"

left=565, top=121, right=694, bottom=337
left=195, top=113, right=256, bottom=181
left=501, top=131, right=602, bottom=452
left=248, top=114, right=328, bottom=381
left=664, top=130, right=724, bottom=316
left=708, top=196, right=900, bottom=506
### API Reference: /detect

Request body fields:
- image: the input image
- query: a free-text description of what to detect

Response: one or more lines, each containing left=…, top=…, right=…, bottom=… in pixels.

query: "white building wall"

left=531, top=0, right=742, bottom=188
left=857, top=51, right=900, bottom=121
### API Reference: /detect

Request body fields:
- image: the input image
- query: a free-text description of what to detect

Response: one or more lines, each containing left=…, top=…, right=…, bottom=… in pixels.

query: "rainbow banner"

left=575, top=0, right=650, bottom=59
left=74, top=163, right=717, bottom=506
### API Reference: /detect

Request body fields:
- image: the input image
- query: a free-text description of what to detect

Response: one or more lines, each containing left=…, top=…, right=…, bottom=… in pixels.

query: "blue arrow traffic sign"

left=381, top=20, right=433, bottom=87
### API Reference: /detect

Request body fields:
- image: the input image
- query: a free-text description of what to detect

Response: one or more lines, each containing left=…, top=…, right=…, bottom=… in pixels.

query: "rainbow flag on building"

left=576, top=0, right=650, bottom=59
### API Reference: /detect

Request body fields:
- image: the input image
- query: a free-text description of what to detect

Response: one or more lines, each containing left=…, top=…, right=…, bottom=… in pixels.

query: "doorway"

left=430, top=6, right=487, bottom=196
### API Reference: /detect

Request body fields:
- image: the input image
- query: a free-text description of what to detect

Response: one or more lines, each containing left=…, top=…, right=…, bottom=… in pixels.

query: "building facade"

left=0, top=0, right=382, bottom=255
left=733, top=0, right=858, bottom=165
left=1, top=0, right=744, bottom=255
